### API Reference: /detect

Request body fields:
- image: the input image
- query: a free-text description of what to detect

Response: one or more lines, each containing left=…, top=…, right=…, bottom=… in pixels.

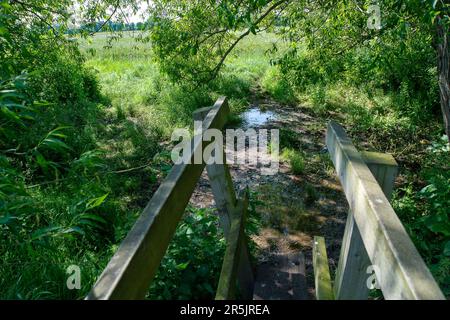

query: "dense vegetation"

left=1, top=0, right=449, bottom=299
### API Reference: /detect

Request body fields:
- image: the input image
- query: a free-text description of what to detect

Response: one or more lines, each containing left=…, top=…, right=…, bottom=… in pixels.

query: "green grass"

left=260, top=66, right=296, bottom=105
left=281, top=148, right=305, bottom=175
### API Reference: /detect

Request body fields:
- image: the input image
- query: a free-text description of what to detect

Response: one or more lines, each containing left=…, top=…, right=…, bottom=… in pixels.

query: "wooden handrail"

left=86, top=97, right=230, bottom=300
left=324, top=121, right=444, bottom=300
left=333, top=150, right=398, bottom=299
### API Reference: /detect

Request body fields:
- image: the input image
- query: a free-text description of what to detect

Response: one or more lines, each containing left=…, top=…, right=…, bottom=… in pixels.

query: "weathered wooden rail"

left=86, top=97, right=254, bottom=300
left=313, top=121, right=445, bottom=300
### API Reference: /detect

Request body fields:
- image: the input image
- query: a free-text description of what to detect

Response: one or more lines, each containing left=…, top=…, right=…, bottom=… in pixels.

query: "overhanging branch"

left=205, top=0, right=291, bottom=84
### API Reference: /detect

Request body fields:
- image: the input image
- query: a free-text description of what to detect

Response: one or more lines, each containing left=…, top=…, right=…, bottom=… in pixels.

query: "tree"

left=3, top=0, right=449, bottom=140
left=145, top=0, right=450, bottom=141
left=436, top=13, right=450, bottom=142
left=147, top=0, right=294, bottom=84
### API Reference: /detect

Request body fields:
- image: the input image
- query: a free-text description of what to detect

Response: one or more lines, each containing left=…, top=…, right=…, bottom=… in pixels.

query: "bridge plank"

left=253, top=252, right=307, bottom=300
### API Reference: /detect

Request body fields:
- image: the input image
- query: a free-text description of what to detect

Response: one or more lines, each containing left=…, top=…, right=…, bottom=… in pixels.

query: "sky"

left=70, top=1, right=150, bottom=26
left=127, top=1, right=150, bottom=23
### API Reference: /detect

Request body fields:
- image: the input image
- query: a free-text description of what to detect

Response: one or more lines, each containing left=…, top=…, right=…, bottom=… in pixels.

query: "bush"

left=260, top=66, right=296, bottom=105
left=148, top=207, right=225, bottom=299
left=393, top=135, right=450, bottom=296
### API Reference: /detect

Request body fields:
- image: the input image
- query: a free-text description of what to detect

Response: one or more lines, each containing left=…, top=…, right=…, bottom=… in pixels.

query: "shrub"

left=260, top=66, right=296, bottom=105
left=148, top=207, right=225, bottom=299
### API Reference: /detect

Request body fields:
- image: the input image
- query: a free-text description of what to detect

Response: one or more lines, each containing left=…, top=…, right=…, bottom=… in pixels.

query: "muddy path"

left=189, top=87, right=349, bottom=299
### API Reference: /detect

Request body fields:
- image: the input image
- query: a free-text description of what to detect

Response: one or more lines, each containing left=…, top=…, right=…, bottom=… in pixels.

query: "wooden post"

left=193, top=106, right=235, bottom=235
left=193, top=106, right=254, bottom=299
left=216, top=194, right=248, bottom=300
left=334, top=151, right=398, bottom=300
left=361, top=151, right=398, bottom=200
left=313, top=236, right=334, bottom=300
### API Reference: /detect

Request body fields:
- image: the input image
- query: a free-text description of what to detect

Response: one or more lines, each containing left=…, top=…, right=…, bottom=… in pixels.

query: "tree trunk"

left=436, top=17, right=450, bottom=143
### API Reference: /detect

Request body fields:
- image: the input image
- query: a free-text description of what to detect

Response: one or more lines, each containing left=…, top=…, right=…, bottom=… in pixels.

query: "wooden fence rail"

left=86, top=96, right=254, bottom=300
left=313, top=121, right=445, bottom=300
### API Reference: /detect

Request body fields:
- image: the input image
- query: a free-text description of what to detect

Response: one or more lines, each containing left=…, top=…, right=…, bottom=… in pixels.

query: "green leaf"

left=41, top=137, right=70, bottom=151
left=425, top=216, right=450, bottom=236
left=86, top=193, right=109, bottom=210
left=35, top=152, right=48, bottom=170
left=78, top=213, right=107, bottom=224
left=31, top=226, right=62, bottom=240
left=76, top=219, right=102, bottom=229
left=444, top=241, right=450, bottom=257
left=60, top=226, right=85, bottom=236
left=176, top=261, right=190, bottom=270
left=0, top=214, right=17, bottom=225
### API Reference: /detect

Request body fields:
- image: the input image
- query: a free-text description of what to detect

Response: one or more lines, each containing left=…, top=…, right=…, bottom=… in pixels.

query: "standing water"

left=241, top=107, right=277, bottom=128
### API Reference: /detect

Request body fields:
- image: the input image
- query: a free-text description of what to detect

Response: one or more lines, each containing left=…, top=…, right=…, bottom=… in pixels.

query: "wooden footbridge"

left=86, top=97, right=445, bottom=300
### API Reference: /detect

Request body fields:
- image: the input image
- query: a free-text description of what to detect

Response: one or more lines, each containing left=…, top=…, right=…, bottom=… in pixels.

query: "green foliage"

left=281, top=148, right=305, bottom=175
left=393, top=135, right=450, bottom=295
left=0, top=0, right=121, bottom=300
left=148, top=207, right=226, bottom=300
left=260, top=66, right=295, bottom=105
left=0, top=75, right=34, bottom=144
left=0, top=155, right=32, bottom=232
left=148, top=0, right=288, bottom=85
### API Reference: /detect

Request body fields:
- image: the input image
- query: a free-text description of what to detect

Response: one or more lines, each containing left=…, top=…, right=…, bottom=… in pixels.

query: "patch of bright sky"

left=128, top=1, right=150, bottom=23
left=70, top=1, right=150, bottom=27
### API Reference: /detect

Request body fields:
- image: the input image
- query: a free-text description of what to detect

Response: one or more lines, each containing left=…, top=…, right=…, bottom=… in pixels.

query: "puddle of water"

left=241, top=107, right=277, bottom=127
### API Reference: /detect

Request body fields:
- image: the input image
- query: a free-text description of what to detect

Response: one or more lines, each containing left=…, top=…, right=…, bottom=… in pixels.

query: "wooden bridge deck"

left=253, top=252, right=308, bottom=300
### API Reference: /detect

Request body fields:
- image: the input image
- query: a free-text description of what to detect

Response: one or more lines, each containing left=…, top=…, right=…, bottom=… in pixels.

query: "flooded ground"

left=241, top=107, right=277, bottom=128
